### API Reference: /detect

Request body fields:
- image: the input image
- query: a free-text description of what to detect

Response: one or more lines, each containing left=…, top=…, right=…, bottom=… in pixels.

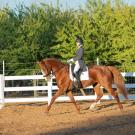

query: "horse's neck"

left=50, top=61, right=66, bottom=74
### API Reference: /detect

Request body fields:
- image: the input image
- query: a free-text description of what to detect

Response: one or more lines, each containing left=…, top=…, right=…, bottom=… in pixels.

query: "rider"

left=67, top=36, right=84, bottom=89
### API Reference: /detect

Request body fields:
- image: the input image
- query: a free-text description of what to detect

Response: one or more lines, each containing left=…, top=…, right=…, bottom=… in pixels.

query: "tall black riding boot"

left=74, top=72, right=83, bottom=88
left=72, top=82, right=76, bottom=90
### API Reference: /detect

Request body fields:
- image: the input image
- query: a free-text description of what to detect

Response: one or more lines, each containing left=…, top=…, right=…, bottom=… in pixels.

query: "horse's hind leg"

left=94, top=84, right=103, bottom=102
left=90, top=84, right=103, bottom=110
left=106, top=86, right=123, bottom=111
left=66, top=90, right=80, bottom=113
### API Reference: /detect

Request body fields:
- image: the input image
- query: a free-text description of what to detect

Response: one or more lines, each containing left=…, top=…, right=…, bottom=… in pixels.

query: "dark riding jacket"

left=73, top=46, right=84, bottom=69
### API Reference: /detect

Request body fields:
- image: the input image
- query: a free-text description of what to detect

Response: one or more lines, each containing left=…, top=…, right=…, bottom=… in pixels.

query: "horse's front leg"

left=46, top=89, right=63, bottom=114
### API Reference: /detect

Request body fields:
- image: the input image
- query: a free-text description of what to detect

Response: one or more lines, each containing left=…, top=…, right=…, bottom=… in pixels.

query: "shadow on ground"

left=39, top=112, right=135, bottom=135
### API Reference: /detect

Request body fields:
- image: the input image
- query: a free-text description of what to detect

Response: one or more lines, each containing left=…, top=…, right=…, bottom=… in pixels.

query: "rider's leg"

left=73, top=62, right=82, bottom=88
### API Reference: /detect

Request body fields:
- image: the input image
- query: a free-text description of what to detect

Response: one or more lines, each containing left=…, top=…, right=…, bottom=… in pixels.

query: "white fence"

left=0, top=72, right=135, bottom=108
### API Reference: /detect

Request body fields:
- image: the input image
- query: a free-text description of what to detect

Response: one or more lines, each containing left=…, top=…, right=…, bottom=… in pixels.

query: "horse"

left=37, top=58, right=128, bottom=113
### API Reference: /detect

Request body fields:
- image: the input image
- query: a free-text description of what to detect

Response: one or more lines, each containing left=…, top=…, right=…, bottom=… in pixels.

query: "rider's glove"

left=67, top=58, right=73, bottom=63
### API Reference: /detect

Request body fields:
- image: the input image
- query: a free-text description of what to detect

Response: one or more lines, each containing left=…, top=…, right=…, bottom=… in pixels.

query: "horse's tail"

left=107, top=66, right=128, bottom=100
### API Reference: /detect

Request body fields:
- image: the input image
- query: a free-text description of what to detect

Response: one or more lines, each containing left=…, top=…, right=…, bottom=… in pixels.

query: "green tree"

left=0, top=0, right=135, bottom=75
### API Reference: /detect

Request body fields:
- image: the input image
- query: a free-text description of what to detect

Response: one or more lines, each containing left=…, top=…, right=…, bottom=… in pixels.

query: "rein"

left=52, top=65, right=66, bottom=75
left=43, top=63, right=52, bottom=77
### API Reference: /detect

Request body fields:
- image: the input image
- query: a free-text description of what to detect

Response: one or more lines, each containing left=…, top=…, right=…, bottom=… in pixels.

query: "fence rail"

left=0, top=72, right=135, bottom=109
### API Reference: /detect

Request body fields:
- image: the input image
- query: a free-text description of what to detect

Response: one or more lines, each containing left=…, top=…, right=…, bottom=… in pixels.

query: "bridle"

left=41, top=61, right=66, bottom=77
left=42, top=63, right=52, bottom=77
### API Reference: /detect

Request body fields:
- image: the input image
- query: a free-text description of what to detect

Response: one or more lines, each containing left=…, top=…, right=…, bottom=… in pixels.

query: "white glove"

left=67, top=58, right=73, bottom=63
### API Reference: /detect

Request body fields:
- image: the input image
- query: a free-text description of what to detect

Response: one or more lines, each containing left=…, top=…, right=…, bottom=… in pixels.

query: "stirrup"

left=73, top=81, right=82, bottom=89
left=72, top=83, right=76, bottom=90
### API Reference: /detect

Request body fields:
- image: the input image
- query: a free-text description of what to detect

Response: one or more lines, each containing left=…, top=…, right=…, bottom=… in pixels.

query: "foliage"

left=0, top=0, right=135, bottom=75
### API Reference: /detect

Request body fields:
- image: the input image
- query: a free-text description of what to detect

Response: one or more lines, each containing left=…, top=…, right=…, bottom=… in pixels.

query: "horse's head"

left=37, top=58, right=67, bottom=81
left=37, top=60, right=52, bottom=81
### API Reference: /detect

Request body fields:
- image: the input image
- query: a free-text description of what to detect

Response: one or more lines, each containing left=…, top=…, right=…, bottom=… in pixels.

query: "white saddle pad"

left=69, top=65, right=89, bottom=81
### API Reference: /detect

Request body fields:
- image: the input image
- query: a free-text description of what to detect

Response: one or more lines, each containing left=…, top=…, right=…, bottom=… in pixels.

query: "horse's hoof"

left=119, top=105, right=123, bottom=112
left=76, top=110, right=81, bottom=114
left=89, top=107, right=99, bottom=112
left=89, top=103, right=97, bottom=111
left=89, top=104, right=99, bottom=111
left=119, top=108, right=124, bottom=113
left=76, top=108, right=81, bottom=114
left=44, top=109, right=49, bottom=115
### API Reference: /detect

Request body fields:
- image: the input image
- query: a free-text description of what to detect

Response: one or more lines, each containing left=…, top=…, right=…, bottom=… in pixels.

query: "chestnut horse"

left=37, top=58, right=128, bottom=113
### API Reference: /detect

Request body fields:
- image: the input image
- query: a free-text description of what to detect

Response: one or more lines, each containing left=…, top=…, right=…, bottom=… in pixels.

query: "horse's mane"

left=42, top=58, right=66, bottom=66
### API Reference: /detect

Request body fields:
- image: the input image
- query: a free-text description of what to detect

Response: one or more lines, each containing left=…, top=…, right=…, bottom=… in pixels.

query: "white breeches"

left=73, top=61, right=80, bottom=74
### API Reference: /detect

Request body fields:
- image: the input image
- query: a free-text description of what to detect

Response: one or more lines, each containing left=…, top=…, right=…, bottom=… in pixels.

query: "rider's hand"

left=67, top=58, right=73, bottom=63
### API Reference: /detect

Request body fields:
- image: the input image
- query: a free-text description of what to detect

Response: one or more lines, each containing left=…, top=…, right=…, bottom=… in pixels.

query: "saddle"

left=69, top=64, right=89, bottom=81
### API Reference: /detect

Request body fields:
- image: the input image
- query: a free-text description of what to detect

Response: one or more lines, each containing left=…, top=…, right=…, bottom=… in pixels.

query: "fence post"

left=96, top=57, right=99, bottom=65
left=3, top=60, right=5, bottom=76
left=0, top=74, right=4, bottom=109
left=47, top=77, right=53, bottom=105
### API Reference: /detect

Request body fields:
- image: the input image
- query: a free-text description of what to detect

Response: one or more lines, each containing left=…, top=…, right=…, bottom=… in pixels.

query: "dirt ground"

left=0, top=100, right=135, bottom=135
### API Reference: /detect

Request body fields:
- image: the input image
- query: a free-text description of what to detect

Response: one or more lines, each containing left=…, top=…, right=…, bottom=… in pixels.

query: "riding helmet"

left=75, top=36, right=83, bottom=44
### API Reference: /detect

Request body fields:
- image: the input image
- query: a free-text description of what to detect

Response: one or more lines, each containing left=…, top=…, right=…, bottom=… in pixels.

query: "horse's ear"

left=37, top=60, right=44, bottom=65
left=37, top=61, right=40, bottom=64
